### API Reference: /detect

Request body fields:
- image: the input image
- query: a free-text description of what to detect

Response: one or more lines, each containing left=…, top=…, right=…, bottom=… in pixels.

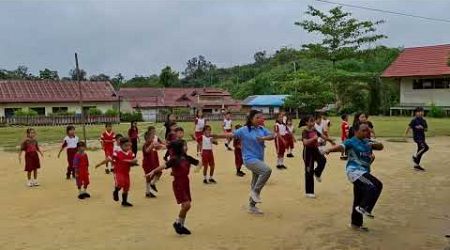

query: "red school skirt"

left=201, top=150, right=215, bottom=166
left=142, top=150, right=160, bottom=174
left=173, top=176, right=191, bottom=204
left=24, top=152, right=40, bottom=172
left=275, top=136, right=287, bottom=157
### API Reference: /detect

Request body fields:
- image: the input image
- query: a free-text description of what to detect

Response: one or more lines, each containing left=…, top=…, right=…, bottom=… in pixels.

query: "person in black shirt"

left=405, top=107, right=429, bottom=171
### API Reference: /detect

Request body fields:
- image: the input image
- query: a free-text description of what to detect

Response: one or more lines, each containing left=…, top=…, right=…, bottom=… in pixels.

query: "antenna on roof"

left=75, top=52, right=87, bottom=143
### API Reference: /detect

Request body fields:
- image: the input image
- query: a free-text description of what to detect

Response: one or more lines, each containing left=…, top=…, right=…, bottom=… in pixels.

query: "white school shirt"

left=63, top=136, right=79, bottom=149
left=275, top=123, right=288, bottom=136
left=202, top=135, right=213, bottom=150
left=314, top=123, right=326, bottom=146
left=223, top=119, right=232, bottom=130
left=195, top=118, right=206, bottom=132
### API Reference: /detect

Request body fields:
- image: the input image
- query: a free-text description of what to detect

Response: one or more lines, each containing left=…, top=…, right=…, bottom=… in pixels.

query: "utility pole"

left=75, top=52, right=87, bottom=143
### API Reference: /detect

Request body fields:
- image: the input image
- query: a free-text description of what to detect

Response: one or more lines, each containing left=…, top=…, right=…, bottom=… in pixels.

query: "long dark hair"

left=353, top=112, right=363, bottom=127
left=246, top=110, right=262, bottom=131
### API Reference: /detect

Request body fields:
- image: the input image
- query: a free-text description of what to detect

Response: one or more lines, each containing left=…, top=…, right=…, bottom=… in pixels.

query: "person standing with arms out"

left=233, top=110, right=274, bottom=215
left=73, top=141, right=91, bottom=200
left=405, top=107, right=429, bottom=171
left=286, top=117, right=296, bottom=158
left=128, top=121, right=139, bottom=156
left=340, top=114, right=350, bottom=160
left=274, top=113, right=288, bottom=170
left=58, top=125, right=79, bottom=179
left=194, top=110, right=206, bottom=156
left=100, top=123, right=116, bottom=174
left=300, top=115, right=334, bottom=198
left=223, top=111, right=233, bottom=151
left=325, top=123, right=384, bottom=232
left=19, top=128, right=44, bottom=187
left=233, top=124, right=246, bottom=177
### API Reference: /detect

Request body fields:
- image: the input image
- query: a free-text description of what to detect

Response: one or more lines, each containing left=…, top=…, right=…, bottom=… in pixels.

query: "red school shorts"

left=24, top=152, right=40, bottom=172
left=115, top=172, right=130, bottom=192
left=142, top=151, right=160, bottom=174
left=275, top=136, right=287, bottom=157
left=173, top=177, right=191, bottom=204
left=103, top=144, right=114, bottom=158
left=76, top=172, right=90, bottom=187
left=195, top=131, right=203, bottom=143
left=67, top=148, right=77, bottom=168
left=201, top=150, right=215, bottom=167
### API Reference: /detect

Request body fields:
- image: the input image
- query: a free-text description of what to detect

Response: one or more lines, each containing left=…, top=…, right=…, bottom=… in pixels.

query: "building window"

left=413, top=78, right=450, bottom=89
left=30, top=107, right=45, bottom=115
left=4, top=108, right=21, bottom=118
left=52, top=107, right=68, bottom=114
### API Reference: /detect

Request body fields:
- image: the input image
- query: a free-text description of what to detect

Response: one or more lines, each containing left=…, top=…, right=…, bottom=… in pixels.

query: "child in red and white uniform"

left=100, top=123, right=116, bottom=174
left=194, top=110, right=206, bottom=155
left=233, top=124, right=246, bottom=177
left=198, top=125, right=219, bottom=184
left=274, top=113, right=288, bottom=170
left=340, top=114, right=350, bottom=160
left=112, top=137, right=137, bottom=207
left=73, top=141, right=91, bottom=200
left=142, top=126, right=165, bottom=198
left=19, top=128, right=43, bottom=187
left=223, top=111, right=233, bottom=151
left=146, top=140, right=201, bottom=235
left=286, top=117, right=296, bottom=158
left=57, top=125, right=79, bottom=179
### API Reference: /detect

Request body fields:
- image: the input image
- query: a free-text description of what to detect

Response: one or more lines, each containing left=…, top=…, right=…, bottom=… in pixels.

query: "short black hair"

left=341, top=114, right=348, bottom=120
left=175, top=127, right=184, bottom=132
left=414, top=107, right=424, bottom=113
left=203, top=125, right=212, bottom=132
left=115, top=133, right=123, bottom=140
left=66, top=125, right=75, bottom=133
left=119, top=137, right=130, bottom=145
left=77, top=141, right=86, bottom=148
left=105, top=122, right=112, bottom=127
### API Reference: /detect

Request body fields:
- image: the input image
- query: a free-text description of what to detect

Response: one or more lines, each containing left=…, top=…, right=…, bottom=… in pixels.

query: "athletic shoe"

left=208, top=178, right=217, bottom=184
left=248, top=206, right=264, bottom=215
left=314, top=174, right=322, bottom=183
left=173, top=222, right=184, bottom=235
left=145, top=192, right=156, bottom=198
left=180, top=226, right=192, bottom=235
left=150, top=184, right=158, bottom=193
left=276, top=165, right=284, bottom=170
left=349, top=224, right=369, bottom=232
left=78, top=193, right=86, bottom=200
left=203, top=179, right=209, bottom=184
left=113, top=190, right=119, bottom=201
left=110, top=168, right=115, bottom=173
left=414, top=165, right=426, bottom=171
left=121, top=201, right=133, bottom=207
left=84, top=192, right=91, bottom=198
left=105, top=169, right=110, bottom=174
left=32, top=180, right=40, bottom=186
left=355, top=206, right=374, bottom=219
left=236, top=171, right=245, bottom=177
left=412, top=155, right=419, bottom=165
left=305, top=193, right=316, bottom=199
left=27, top=181, right=33, bottom=187
left=250, top=190, right=262, bottom=203
left=286, top=153, right=294, bottom=158
left=281, top=165, right=288, bottom=169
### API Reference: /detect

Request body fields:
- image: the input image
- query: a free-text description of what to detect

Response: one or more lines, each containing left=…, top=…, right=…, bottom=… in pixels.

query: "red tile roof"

left=0, top=80, right=117, bottom=103
left=119, top=87, right=240, bottom=109
left=382, top=44, right=450, bottom=78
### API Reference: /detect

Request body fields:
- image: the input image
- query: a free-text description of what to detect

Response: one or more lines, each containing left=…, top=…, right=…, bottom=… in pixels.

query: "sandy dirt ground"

left=1, top=137, right=449, bottom=250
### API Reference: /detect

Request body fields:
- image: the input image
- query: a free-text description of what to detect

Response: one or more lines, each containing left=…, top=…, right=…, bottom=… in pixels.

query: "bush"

left=104, top=109, right=119, bottom=116
left=48, top=111, right=75, bottom=116
left=88, top=108, right=103, bottom=116
left=120, top=112, right=143, bottom=122
left=429, top=103, right=445, bottom=118
left=14, top=110, right=38, bottom=117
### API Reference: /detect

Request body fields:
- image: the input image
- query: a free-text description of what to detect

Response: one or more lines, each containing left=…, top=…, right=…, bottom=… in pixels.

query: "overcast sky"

left=1, top=0, right=449, bottom=79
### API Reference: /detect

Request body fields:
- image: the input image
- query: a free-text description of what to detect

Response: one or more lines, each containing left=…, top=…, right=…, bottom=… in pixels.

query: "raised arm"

left=325, top=144, right=345, bottom=154
left=370, top=141, right=384, bottom=151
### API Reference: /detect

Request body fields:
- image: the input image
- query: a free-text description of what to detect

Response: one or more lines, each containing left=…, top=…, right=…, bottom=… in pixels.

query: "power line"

left=316, top=0, right=450, bottom=24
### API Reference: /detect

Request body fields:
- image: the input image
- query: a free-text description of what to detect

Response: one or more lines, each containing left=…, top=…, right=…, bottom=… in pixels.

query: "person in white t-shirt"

left=223, top=111, right=233, bottom=151
left=194, top=110, right=206, bottom=156
left=58, top=125, right=79, bottom=180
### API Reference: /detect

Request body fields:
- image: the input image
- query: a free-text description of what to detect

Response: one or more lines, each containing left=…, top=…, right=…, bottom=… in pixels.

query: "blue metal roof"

left=243, top=95, right=289, bottom=107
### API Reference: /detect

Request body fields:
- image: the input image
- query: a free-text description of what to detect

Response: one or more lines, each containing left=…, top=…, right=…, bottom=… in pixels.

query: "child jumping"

left=100, top=123, right=116, bottom=174
left=19, top=128, right=43, bottom=187
left=300, top=115, right=334, bottom=198
left=274, top=113, right=288, bottom=170
left=223, top=111, right=233, bottom=151
left=112, top=137, right=138, bottom=207
left=73, top=141, right=91, bottom=199
left=405, top=107, right=429, bottom=171
left=194, top=110, right=206, bottom=156
left=233, top=124, right=246, bottom=177
left=58, top=125, right=79, bottom=179
left=146, top=139, right=201, bottom=235
left=142, top=126, right=165, bottom=198
left=286, top=117, right=296, bottom=158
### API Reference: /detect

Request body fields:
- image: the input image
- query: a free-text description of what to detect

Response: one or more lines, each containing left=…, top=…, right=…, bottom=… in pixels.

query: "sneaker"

left=110, top=168, right=115, bottom=173
left=84, top=192, right=91, bottom=198
left=173, top=222, right=183, bottom=235
left=250, top=190, right=262, bottom=203
left=412, top=155, right=419, bottom=165
left=150, top=184, right=158, bottom=193
left=281, top=165, right=288, bottom=169
left=414, top=165, right=426, bottom=171
left=355, top=206, right=374, bottom=219
left=208, top=178, right=217, bottom=184
left=32, top=180, right=40, bottom=186
left=27, top=181, right=33, bottom=187
left=349, top=224, right=369, bottom=232
left=276, top=165, right=284, bottom=170
left=248, top=206, right=264, bottom=215
left=180, top=226, right=192, bottom=235
left=236, top=171, right=245, bottom=177
left=203, top=179, right=209, bottom=184
left=145, top=192, right=156, bottom=198
left=113, top=190, right=119, bottom=201
left=78, top=193, right=86, bottom=200
left=286, top=153, right=294, bottom=158
left=121, top=201, right=133, bottom=207
left=305, top=193, right=316, bottom=199
left=314, top=174, right=322, bottom=183
left=105, top=169, right=110, bottom=174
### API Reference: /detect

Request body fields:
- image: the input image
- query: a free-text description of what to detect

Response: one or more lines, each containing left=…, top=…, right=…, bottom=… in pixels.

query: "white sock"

left=146, top=182, right=151, bottom=193
left=176, top=217, right=185, bottom=225
left=277, top=158, right=283, bottom=165
left=150, top=178, right=157, bottom=185
left=204, top=175, right=208, bottom=180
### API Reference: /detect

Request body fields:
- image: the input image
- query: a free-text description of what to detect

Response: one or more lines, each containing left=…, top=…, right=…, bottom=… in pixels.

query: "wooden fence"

left=155, top=112, right=279, bottom=122
left=0, top=115, right=120, bottom=126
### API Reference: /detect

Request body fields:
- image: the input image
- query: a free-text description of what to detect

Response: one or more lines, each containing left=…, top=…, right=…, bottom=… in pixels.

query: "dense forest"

left=0, top=6, right=402, bottom=115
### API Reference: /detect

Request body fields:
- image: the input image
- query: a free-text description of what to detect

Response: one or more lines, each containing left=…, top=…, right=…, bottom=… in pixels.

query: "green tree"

left=159, top=66, right=179, bottom=87
left=254, top=51, right=268, bottom=64
left=182, top=55, right=217, bottom=86
left=111, top=73, right=124, bottom=90
left=39, top=68, right=59, bottom=80
left=89, top=73, right=111, bottom=81
left=69, top=68, right=87, bottom=81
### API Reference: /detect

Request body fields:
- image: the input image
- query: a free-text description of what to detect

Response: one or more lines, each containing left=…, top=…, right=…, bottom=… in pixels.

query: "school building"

left=241, top=95, right=289, bottom=114
left=0, top=80, right=117, bottom=118
left=382, top=44, right=450, bottom=115
left=118, top=87, right=241, bottom=121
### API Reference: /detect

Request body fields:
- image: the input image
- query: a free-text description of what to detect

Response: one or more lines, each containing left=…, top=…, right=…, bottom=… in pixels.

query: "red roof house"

left=382, top=44, right=450, bottom=114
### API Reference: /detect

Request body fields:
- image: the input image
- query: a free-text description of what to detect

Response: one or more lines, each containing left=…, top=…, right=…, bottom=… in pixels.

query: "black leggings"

left=131, top=139, right=138, bottom=156
left=352, top=173, right=383, bottom=227
left=415, top=141, right=429, bottom=164
left=303, top=147, right=327, bottom=194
